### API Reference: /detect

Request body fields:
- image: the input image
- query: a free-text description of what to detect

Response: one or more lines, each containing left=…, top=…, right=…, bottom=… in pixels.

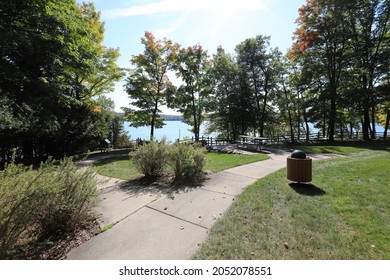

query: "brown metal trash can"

left=287, top=157, right=312, bottom=182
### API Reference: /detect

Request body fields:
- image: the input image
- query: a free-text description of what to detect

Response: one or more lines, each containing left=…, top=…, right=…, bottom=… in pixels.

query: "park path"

left=67, top=149, right=333, bottom=260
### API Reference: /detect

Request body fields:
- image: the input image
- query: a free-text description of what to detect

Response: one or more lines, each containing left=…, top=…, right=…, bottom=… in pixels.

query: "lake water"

left=124, top=121, right=385, bottom=141
left=124, top=121, right=215, bottom=141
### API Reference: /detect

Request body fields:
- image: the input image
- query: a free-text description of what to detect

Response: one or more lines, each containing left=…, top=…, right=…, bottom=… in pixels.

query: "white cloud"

left=104, top=0, right=267, bottom=19
left=154, top=11, right=190, bottom=38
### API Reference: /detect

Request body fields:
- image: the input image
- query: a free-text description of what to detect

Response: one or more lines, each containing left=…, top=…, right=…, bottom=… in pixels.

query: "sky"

left=78, top=0, right=306, bottom=113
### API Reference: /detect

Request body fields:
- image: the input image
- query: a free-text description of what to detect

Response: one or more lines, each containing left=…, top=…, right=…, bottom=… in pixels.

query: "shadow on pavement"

left=118, top=173, right=209, bottom=200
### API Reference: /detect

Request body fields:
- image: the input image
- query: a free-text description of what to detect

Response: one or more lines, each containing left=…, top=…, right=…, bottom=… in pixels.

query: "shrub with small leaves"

left=130, top=138, right=170, bottom=178
left=0, top=158, right=98, bottom=259
left=0, top=163, right=44, bottom=258
left=37, top=158, right=99, bottom=236
left=169, top=142, right=206, bottom=181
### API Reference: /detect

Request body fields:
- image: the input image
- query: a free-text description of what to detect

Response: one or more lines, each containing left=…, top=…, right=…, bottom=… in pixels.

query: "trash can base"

left=286, top=157, right=312, bottom=182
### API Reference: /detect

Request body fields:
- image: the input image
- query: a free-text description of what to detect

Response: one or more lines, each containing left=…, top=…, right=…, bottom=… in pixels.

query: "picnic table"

left=236, top=135, right=268, bottom=151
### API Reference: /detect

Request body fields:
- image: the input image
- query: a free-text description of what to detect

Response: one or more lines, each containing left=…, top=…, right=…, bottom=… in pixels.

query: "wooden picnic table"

left=236, top=135, right=268, bottom=151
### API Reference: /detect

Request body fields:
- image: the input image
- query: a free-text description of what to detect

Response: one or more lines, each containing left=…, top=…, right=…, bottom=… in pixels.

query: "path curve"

left=68, top=149, right=335, bottom=259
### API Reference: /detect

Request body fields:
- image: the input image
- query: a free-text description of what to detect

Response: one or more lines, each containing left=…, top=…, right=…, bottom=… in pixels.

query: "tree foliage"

left=235, top=36, right=282, bottom=137
left=289, top=0, right=390, bottom=140
left=207, top=47, right=255, bottom=139
left=0, top=0, right=123, bottom=167
left=170, top=44, right=211, bottom=141
left=124, top=32, right=178, bottom=140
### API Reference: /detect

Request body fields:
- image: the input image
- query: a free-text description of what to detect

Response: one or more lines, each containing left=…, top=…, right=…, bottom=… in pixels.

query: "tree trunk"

left=283, top=88, right=294, bottom=143
left=328, top=86, right=337, bottom=142
left=191, top=90, right=199, bottom=142
left=297, top=92, right=301, bottom=141
left=384, top=110, right=389, bottom=139
left=371, top=105, right=376, bottom=139
left=150, top=101, right=158, bottom=141
left=260, top=88, right=268, bottom=137
left=23, top=139, right=34, bottom=164
left=362, top=105, right=370, bottom=140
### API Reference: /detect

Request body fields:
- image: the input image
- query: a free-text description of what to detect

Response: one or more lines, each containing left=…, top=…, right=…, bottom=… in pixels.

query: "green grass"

left=204, top=153, right=269, bottom=172
left=193, top=150, right=390, bottom=260
left=289, top=143, right=390, bottom=155
left=291, top=145, right=369, bottom=155
left=92, top=155, right=142, bottom=180
left=92, top=152, right=269, bottom=180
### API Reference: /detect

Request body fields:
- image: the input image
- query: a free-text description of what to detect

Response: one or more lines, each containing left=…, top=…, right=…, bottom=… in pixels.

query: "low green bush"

left=169, top=142, right=206, bottom=181
left=0, top=158, right=98, bottom=259
left=37, top=158, right=99, bottom=236
left=0, top=163, right=44, bottom=258
left=130, top=140, right=206, bottom=181
left=131, top=138, right=170, bottom=178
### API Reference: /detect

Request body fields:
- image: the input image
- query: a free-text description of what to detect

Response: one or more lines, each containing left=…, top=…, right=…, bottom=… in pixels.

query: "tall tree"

left=171, top=44, right=211, bottom=142
left=347, top=0, right=390, bottom=140
left=291, top=0, right=352, bottom=141
left=0, top=0, right=122, bottom=166
left=236, top=35, right=282, bottom=137
left=70, top=3, right=124, bottom=101
left=124, top=32, right=178, bottom=140
left=207, top=47, right=255, bottom=139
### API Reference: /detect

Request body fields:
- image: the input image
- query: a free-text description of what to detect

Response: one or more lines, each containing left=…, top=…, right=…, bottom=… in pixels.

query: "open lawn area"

left=289, top=143, right=390, bottom=155
left=91, top=152, right=269, bottom=180
left=193, top=149, right=390, bottom=259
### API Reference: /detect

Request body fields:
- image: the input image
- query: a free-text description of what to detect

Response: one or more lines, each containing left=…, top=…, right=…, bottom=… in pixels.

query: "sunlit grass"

left=193, top=150, right=390, bottom=259
left=204, top=153, right=269, bottom=172
left=289, top=143, right=390, bottom=155
left=92, top=152, right=269, bottom=180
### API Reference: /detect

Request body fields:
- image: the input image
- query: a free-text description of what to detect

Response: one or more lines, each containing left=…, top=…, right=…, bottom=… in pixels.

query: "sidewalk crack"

left=145, top=206, right=208, bottom=230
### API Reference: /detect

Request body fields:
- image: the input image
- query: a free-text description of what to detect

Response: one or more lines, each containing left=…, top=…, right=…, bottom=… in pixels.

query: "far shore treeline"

left=1, top=0, right=389, bottom=167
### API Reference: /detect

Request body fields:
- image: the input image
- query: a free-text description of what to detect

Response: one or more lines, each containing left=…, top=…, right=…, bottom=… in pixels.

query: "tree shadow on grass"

left=289, top=182, right=326, bottom=196
left=118, top=173, right=209, bottom=200
left=92, top=154, right=130, bottom=166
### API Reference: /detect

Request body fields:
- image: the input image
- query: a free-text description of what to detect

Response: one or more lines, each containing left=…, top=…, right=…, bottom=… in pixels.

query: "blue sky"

left=78, top=0, right=306, bottom=112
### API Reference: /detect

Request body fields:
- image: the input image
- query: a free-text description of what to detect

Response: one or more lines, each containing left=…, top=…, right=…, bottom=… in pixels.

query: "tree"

left=124, top=32, right=178, bottom=140
left=207, top=47, right=255, bottom=139
left=291, top=0, right=352, bottom=141
left=346, top=0, right=390, bottom=140
left=291, top=0, right=390, bottom=141
left=69, top=3, right=124, bottom=101
left=0, top=0, right=122, bottom=166
left=171, top=44, right=211, bottom=142
left=236, top=36, right=282, bottom=137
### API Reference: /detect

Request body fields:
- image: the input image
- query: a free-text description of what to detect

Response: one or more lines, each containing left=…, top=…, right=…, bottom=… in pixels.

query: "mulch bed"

left=7, top=218, right=101, bottom=260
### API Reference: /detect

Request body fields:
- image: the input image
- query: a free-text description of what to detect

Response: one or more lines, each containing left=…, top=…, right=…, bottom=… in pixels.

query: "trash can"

left=287, top=150, right=312, bottom=182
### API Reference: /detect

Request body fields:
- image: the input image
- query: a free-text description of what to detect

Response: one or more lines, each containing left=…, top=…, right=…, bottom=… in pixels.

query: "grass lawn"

left=204, top=153, right=269, bottom=172
left=289, top=143, right=390, bottom=155
left=92, top=154, right=142, bottom=181
left=92, top=152, right=269, bottom=180
left=193, top=149, right=390, bottom=259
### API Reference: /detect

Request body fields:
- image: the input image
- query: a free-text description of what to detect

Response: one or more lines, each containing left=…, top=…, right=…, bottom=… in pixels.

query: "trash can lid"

left=291, top=150, right=306, bottom=159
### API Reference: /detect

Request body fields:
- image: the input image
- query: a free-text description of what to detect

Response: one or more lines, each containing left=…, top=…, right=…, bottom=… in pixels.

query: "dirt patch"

left=8, top=218, right=101, bottom=260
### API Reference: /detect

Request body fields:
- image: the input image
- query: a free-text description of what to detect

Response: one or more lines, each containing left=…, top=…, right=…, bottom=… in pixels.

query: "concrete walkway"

left=67, top=150, right=332, bottom=260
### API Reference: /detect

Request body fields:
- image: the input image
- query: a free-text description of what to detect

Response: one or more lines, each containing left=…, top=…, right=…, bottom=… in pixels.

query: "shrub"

left=131, top=138, right=170, bottom=178
left=169, top=142, right=206, bottom=181
left=0, top=158, right=98, bottom=259
left=0, top=163, right=45, bottom=258
left=37, top=158, right=99, bottom=236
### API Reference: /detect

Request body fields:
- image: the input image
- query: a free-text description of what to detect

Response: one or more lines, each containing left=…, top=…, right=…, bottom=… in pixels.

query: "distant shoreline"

left=159, top=114, right=184, bottom=121
left=117, top=112, right=183, bottom=121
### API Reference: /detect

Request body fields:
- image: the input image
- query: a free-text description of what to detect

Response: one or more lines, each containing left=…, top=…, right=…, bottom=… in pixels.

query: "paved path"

left=67, top=150, right=333, bottom=260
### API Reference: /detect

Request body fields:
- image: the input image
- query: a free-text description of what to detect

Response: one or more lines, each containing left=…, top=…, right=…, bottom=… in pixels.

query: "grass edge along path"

left=193, top=150, right=390, bottom=260
left=92, top=152, right=269, bottom=181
